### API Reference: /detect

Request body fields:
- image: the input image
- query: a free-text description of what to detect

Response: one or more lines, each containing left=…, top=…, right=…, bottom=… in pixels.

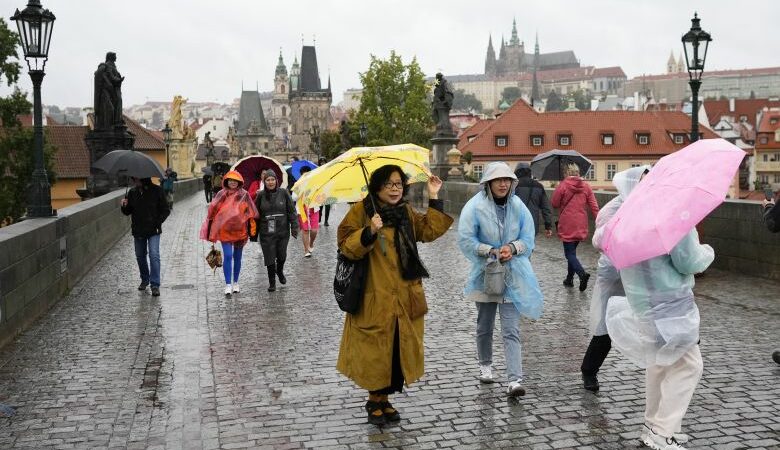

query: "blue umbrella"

left=291, top=160, right=318, bottom=181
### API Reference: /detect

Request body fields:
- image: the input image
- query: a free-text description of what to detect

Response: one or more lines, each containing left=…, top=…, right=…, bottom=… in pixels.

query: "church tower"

left=531, top=33, right=541, bottom=104
left=667, top=50, right=677, bottom=74
left=288, top=44, right=332, bottom=159
left=677, top=53, right=686, bottom=73
left=270, top=50, right=291, bottom=146
left=485, top=35, right=497, bottom=76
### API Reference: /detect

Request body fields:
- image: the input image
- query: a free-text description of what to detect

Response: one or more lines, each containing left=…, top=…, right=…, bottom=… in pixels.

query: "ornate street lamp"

left=359, top=122, right=368, bottom=146
left=161, top=123, right=172, bottom=169
left=11, top=0, right=56, bottom=217
left=682, top=12, right=712, bottom=142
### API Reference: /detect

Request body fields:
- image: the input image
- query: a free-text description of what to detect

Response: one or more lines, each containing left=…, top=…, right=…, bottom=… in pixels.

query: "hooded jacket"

left=457, top=162, right=544, bottom=318
left=551, top=176, right=599, bottom=242
left=199, top=170, right=259, bottom=243
left=514, top=163, right=552, bottom=235
left=121, top=179, right=170, bottom=238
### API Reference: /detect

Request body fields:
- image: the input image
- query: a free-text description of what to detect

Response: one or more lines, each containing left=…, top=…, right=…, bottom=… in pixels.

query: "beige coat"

left=336, top=200, right=453, bottom=391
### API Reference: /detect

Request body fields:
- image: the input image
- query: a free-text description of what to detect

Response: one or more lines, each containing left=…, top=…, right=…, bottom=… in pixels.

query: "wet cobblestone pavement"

left=0, top=192, right=778, bottom=449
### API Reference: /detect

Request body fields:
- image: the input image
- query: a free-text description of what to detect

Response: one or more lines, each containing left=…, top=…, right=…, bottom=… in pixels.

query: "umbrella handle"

left=358, top=159, right=387, bottom=255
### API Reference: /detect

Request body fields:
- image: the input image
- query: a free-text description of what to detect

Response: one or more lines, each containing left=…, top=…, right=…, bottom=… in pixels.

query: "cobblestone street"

left=0, top=192, right=778, bottom=449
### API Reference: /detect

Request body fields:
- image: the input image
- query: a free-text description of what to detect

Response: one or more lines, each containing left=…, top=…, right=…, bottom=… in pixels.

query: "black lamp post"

left=11, top=0, right=56, bottom=218
left=161, top=123, right=172, bottom=169
left=311, top=124, right=321, bottom=158
left=682, top=12, right=712, bottom=143
left=359, top=122, right=368, bottom=146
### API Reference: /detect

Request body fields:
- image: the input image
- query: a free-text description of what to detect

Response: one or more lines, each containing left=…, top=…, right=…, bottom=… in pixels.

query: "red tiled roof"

left=48, top=125, right=90, bottom=179
left=458, top=119, right=495, bottom=149
left=189, top=118, right=212, bottom=132
left=704, top=99, right=780, bottom=127
left=592, top=66, right=626, bottom=78
left=757, top=111, right=780, bottom=133
left=460, top=99, right=717, bottom=159
left=124, top=115, right=165, bottom=150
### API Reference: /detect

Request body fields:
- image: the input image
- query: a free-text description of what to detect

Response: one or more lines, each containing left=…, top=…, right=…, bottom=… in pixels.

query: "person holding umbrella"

left=458, top=162, right=543, bottom=397
left=337, top=165, right=452, bottom=425
left=551, top=164, right=599, bottom=291
left=121, top=177, right=170, bottom=297
left=255, top=170, right=298, bottom=292
left=200, top=170, right=259, bottom=296
left=318, top=157, right=332, bottom=226
left=297, top=166, right=319, bottom=257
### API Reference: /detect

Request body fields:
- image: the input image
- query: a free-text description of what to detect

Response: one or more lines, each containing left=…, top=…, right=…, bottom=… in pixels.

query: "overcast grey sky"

left=2, top=0, right=779, bottom=108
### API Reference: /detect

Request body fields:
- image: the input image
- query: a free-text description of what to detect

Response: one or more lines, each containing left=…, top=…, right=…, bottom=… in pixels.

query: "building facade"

left=288, top=45, right=332, bottom=160
left=233, top=90, right=275, bottom=158
left=484, top=19, right=579, bottom=77
left=268, top=51, right=291, bottom=149
left=754, top=108, right=780, bottom=191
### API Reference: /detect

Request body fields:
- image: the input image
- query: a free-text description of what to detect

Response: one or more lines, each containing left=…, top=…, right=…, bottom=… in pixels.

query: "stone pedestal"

left=446, top=146, right=464, bottom=181
left=78, top=125, right=135, bottom=200
left=430, top=133, right=459, bottom=180
left=169, top=139, right=197, bottom=179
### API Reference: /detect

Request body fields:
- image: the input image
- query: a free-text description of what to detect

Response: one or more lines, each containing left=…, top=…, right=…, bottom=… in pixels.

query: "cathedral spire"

left=531, top=32, right=540, bottom=103
left=485, top=34, right=497, bottom=75
left=275, top=48, right=287, bottom=77
left=510, top=18, right=520, bottom=46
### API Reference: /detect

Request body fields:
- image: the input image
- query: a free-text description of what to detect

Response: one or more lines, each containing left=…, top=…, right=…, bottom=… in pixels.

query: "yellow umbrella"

left=291, top=143, right=431, bottom=221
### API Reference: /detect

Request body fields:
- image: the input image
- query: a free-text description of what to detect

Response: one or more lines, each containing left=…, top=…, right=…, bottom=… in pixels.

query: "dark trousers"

left=369, top=322, right=404, bottom=395
left=319, top=204, right=331, bottom=224
left=563, top=241, right=586, bottom=279
left=204, top=186, right=212, bottom=202
left=581, top=335, right=612, bottom=376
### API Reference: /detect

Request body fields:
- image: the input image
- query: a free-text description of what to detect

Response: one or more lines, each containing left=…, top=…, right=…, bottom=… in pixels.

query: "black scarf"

left=363, top=196, right=429, bottom=280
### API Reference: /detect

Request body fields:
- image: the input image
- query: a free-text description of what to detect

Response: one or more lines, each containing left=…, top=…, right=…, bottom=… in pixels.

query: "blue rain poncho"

left=457, top=162, right=544, bottom=319
left=588, top=166, right=649, bottom=336
left=605, top=167, right=714, bottom=367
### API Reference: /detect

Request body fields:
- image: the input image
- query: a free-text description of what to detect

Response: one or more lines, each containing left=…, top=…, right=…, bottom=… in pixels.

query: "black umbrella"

left=211, top=162, right=231, bottom=175
left=530, top=149, right=592, bottom=181
left=93, top=149, right=165, bottom=179
left=201, top=167, right=214, bottom=176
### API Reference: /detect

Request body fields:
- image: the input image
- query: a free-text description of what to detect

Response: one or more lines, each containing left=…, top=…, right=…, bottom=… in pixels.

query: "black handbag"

left=333, top=250, right=369, bottom=314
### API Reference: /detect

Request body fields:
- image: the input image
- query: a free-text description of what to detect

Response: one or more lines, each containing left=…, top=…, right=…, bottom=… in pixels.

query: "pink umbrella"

left=601, top=138, right=745, bottom=270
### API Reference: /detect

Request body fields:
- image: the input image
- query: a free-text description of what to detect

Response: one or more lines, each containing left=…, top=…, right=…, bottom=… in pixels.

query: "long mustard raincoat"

left=336, top=200, right=453, bottom=391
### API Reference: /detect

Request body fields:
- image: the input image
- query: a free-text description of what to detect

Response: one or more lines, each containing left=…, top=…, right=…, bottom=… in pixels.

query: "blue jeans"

left=134, top=234, right=161, bottom=287
left=476, top=302, right=523, bottom=381
left=221, top=242, right=244, bottom=284
left=563, top=241, right=585, bottom=279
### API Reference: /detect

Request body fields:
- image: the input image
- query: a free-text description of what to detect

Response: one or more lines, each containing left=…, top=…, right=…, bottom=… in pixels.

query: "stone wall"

left=0, top=178, right=200, bottom=349
left=412, top=181, right=780, bottom=280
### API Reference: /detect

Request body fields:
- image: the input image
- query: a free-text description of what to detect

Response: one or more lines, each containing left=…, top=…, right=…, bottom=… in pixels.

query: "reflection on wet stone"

left=0, top=192, right=777, bottom=449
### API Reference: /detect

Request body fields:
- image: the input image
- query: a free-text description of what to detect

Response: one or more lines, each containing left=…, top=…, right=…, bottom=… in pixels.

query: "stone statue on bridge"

left=432, top=72, right=454, bottom=136
left=93, top=52, right=125, bottom=130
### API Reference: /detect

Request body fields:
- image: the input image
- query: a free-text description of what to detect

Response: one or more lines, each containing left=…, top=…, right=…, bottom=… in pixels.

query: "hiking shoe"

left=151, top=286, right=160, bottom=297
left=380, top=401, right=401, bottom=422
left=304, top=251, right=312, bottom=258
left=563, top=278, right=574, bottom=287
left=224, top=285, right=232, bottom=296
left=582, top=373, right=599, bottom=392
left=365, top=401, right=386, bottom=426
left=268, top=283, right=276, bottom=292
left=232, top=283, right=240, bottom=293
left=507, top=379, right=526, bottom=397
left=138, top=282, right=149, bottom=291
left=277, top=272, right=287, bottom=285
left=641, top=426, right=687, bottom=450
left=478, top=365, right=495, bottom=384
left=579, top=273, right=591, bottom=292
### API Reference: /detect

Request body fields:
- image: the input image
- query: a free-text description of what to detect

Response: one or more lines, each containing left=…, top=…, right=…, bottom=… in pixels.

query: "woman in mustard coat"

left=337, top=164, right=453, bottom=425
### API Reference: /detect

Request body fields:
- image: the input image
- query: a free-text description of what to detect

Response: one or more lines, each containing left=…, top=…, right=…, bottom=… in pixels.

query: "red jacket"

left=551, top=176, right=599, bottom=242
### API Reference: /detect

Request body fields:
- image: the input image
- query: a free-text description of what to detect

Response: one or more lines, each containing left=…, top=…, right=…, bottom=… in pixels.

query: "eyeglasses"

left=382, top=181, right=404, bottom=190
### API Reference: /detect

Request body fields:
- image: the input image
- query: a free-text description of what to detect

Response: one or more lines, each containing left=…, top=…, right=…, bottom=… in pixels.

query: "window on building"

left=559, top=135, right=571, bottom=146
left=775, top=174, right=780, bottom=183
left=468, top=135, right=477, bottom=143
left=760, top=174, right=770, bottom=184
left=602, top=134, right=614, bottom=145
left=264, top=142, right=269, bottom=149
left=637, top=134, right=650, bottom=145
left=251, top=142, right=257, bottom=149
left=774, top=152, right=780, bottom=161
left=760, top=136, right=769, bottom=145
left=531, top=135, right=543, bottom=146
left=282, top=106, right=287, bottom=117
left=213, top=125, right=217, bottom=131
left=600, top=81, right=604, bottom=91
left=606, top=163, right=617, bottom=180
left=631, top=163, right=642, bottom=168
left=739, top=115, right=748, bottom=122
left=584, top=164, right=596, bottom=180
left=674, top=134, right=684, bottom=144
left=281, top=85, right=286, bottom=94
left=771, top=118, right=778, bottom=125
left=473, top=164, right=484, bottom=179
left=764, top=154, right=769, bottom=162
left=495, top=136, right=508, bottom=147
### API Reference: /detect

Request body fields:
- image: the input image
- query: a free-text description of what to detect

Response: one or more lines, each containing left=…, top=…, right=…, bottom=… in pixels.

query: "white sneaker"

left=304, top=251, right=312, bottom=258
left=507, top=379, right=526, bottom=397
left=478, top=365, right=494, bottom=384
left=641, top=426, right=687, bottom=450
left=224, top=285, right=232, bottom=296
left=643, top=425, right=690, bottom=445
left=232, top=283, right=240, bottom=293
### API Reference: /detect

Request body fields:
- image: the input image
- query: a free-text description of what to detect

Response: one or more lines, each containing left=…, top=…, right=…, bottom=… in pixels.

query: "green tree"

left=569, top=89, right=593, bottom=111
left=501, top=86, right=522, bottom=106
left=452, top=88, right=483, bottom=113
left=319, top=129, right=343, bottom=160
left=350, top=51, right=433, bottom=147
left=545, top=90, right=565, bottom=112
left=0, top=18, right=57, bottom=225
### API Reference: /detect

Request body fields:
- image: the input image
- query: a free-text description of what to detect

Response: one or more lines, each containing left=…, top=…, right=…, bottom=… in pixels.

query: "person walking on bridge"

left=458, top=162, right=544, bottom=398
left=200, top=170, right=259, bottom=296
left=255, top=170, right=298, bottom=292
left=514, top=162, right=553, bottom=238
left=336, top=165, right=452, bottom=426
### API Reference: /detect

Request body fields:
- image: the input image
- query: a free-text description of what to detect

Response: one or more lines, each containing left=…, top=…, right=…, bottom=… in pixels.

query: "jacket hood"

left=561, top=175, right=586, bottom=193
left=514, top=162, right=532, bottom=179
left=480, top=162, right=518, bottom=203
left=223, top=170, right=244, bottom=188
left=612, top=165, right=650, bottom=199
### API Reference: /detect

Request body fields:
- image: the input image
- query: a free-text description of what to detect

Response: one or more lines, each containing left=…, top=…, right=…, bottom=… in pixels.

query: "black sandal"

left=380, top=401, right=400, bottom=422
left=365, top=401, right=386, bottom=425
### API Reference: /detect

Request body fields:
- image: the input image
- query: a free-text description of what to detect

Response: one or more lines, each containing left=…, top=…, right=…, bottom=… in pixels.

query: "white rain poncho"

left=605, top=166, right=714, bottom=368
left=589, top=166, right=649, bottom=335
left=457, top=162, right=544, bottom=319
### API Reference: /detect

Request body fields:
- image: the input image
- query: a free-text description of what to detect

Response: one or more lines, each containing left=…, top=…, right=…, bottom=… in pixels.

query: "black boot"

left=581, top=335, right=612, bottom=392
left=276, top=260, right=287, bottom=285
left=266, top=264, right=276, bottom=292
